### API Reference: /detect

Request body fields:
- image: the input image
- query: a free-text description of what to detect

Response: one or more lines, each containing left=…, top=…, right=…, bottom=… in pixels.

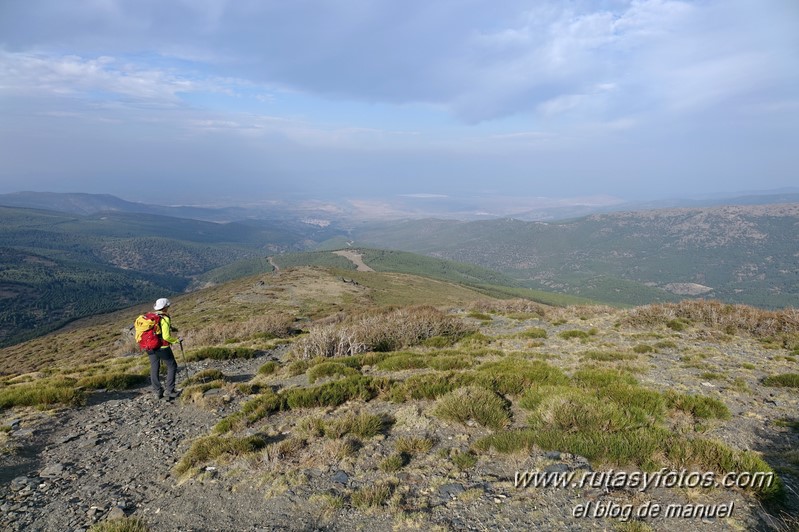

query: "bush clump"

left=0, top=378, right=86, bottom=409
left=292, top=306, right=469, bottom=359
left=284, top=376, right=388, bottom=409
left=174, top=434, right=267, bottom=475
left=433, top=386, right=511, bottom=430
left=186, top=347, right=260, bottom=361
left=257, top=361, right=279, bottom=375
left=558, top=330, right=591, bottom=340
left=88, top=517, right=150, bottom=532
left=762, top=373, right=799, bottom=388
left=76, top=373, right=148, bottom=390
left=626, top=301, right=799, bottom=339
left=307, top=361, right=360, bottom=383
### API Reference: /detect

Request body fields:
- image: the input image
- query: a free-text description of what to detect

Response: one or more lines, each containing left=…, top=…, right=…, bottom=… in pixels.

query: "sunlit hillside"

left=0, top=267, right=797, bottom=531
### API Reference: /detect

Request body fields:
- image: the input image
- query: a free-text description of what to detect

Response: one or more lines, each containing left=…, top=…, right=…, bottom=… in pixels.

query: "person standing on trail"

left=148, top=298, right=182, bottom=400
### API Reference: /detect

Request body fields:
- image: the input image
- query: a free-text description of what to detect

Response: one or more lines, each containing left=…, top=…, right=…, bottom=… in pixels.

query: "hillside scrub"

left=624, top=300, right=799, bottom=339
left=291, top=306, right=470, bottom=359
left=188, top=314, right=296, bottom=346
left=469, top=299, right=548, bottom=317
left=0, top=377, right=86, bottom=409
left=185, top=347, right=260, bottom=361
left=762, top=373, right=799, bottom=388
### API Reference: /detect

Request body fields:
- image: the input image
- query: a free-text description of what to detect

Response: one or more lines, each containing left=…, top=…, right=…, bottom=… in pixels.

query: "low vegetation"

left=292, top=306, right=470, bottom=359
left=88, top=517, right=150, bottom=532
left=762, top=373, right=799, bottom=388
left=2, top=267, right=797, bottom=527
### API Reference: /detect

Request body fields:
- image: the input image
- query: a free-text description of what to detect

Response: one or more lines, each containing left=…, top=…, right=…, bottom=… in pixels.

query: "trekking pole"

left=178, top=339, right=191, bottom=381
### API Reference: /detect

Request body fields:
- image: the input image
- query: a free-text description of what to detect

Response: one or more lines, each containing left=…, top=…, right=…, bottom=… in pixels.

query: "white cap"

left=154, top=298, right=171, bottom=311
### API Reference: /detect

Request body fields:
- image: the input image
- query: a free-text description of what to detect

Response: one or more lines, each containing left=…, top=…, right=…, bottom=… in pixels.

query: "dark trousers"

left=148, top=347, right=178, bottom=395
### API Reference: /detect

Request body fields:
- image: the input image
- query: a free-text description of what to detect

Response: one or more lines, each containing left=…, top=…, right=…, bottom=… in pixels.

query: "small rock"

left=437, top=483, right=465, bottom=499
left=332, top=471, right=349, bottom=485
left=59, top=434, right=80, bottom=445
left=544, top=463, right=570, bottom=473
left=107, top=507, right=126, bottom=520
left=40, top=463, right=66, bottom=478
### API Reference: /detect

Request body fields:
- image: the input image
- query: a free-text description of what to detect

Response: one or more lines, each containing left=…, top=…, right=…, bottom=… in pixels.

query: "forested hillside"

left=350, top=204, right=799, bottom=308
left=0, top=206, right=339, bottom=346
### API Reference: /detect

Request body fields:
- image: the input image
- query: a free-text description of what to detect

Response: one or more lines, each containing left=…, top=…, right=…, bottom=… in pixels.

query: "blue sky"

left=0, top=0, right=797, bottom=210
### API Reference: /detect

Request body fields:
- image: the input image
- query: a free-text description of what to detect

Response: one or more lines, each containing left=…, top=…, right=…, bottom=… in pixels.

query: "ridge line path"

left=332, top=250, right=374, bottom=272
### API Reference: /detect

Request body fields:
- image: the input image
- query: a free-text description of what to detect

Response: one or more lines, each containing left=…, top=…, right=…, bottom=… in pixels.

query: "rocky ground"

left=1, top=312, right=798, bottom=532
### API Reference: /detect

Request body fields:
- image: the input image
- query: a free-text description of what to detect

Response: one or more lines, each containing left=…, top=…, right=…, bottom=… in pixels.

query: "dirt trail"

left=332, top=250, right=374, bottom=272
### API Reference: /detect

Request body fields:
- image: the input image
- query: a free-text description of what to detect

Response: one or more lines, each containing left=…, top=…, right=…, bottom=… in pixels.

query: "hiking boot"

left=165, top=389, right=182, bottom=400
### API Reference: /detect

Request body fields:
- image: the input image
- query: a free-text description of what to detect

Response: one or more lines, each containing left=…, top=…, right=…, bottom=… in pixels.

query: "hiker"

left=148, top=298, right=182, bottom=400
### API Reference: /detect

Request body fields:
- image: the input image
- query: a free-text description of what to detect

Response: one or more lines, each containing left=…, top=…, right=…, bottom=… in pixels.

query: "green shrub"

left=518, top=327, right=548, bottom=339
left=88, top=517, right=150, bottom=532
left=286, top=360, right=311, bottom=376
left=350, top=482, right=393, bottom=509
left=558, top=330, right=590, bottom=340
left=476, top=427, right=781, bottom=502
left=632, top=344, right=654, bottom=354
left=762, top=373, right=799, bottom=388
left=186, top=347, right=259, bottom=361
left=572, top=368, right=638, bottom=388
left=422, top=336, right=457, bottom=348
left=213, top=390, right=284, bottom=434
left=428, top=356, right=473, bottom=371
left=433, top=386, right=510, bottom=430
left=467, top=311, right=492, bottom=321
left=666, top=319, right=689, bottom=331
left=458, top=332, right=492, bottom=346
left=284, top=376, right=387, bottom=409
left=236, top=383, right=261, bottom=395
left=388, top=372, right=473, bottom=402
left=380, top=452, right=410, bottom=472
left=257, top=361, right=279, bottom=375
left=376, top=353, right=429, bottom=372
left=0, top=378, right=86, bottom=409
left=664, top=391, right=731, bottom=419
left=323, top=412, right=388, bottom=439
left=76, top=373, right=148, bottom=390
left=174, top=434, right=267, bottom=475
left=307, top=361, right=360, bottom=383
left=580, top=351, right=637, bottom=362
left=450, top=449, right=478, bottom=470
left=183, top=380, right=226, bottom=398
left=474, top=358, right=569, bottom=395
left=183, top=369, right=226, bottom=386
left=395, top=436, right=434, bottom=455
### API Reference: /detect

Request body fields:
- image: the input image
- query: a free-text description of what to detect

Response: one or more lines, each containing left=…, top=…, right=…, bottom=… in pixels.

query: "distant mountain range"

left=2, top=188, right=799, bottom=222
left=1, top=191, right=797, bottom=346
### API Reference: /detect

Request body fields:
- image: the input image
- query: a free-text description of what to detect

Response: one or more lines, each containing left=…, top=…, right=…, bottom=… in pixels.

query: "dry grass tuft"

left=292, top=306, right=469, bottom=359
left=188, top=314, right=296, bottom=347
left=624, top=300, right=799, bottom=339
left=470, top=299, right=547, bottom=317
